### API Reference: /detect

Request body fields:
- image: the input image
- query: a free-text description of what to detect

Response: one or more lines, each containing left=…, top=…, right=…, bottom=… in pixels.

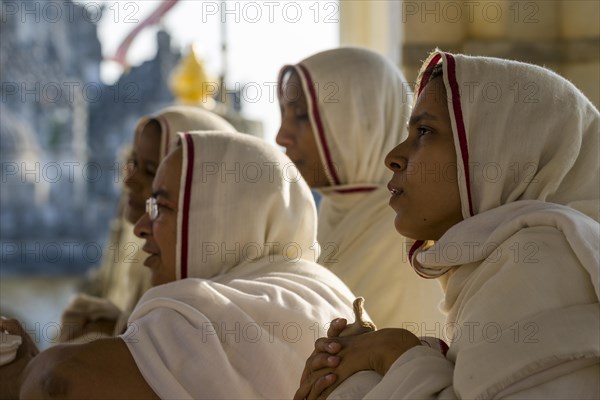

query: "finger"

left=0, top=319, right=39, bottom=357
left=293, top=379, right=312, bottom=400
left=300, top=352, right=340, bottom=385
left=295, top=370, right=335, bottom=400
left=327, top=318, right=347, bottom=337
left=318, top=378, right=343, bottom=400
left=314, top=337, right=342, bottom=354
left=307, top=353, right=340, bottom=372
left=308, top=373, right=337, bottom=400
left=0, top=318, right=23, bottom=335
left=300, top=350, right=318, bottom=384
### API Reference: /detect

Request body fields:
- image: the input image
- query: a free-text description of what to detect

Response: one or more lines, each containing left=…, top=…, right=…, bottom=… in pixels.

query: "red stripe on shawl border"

left=180, top=132, right=195, bottom=279
left=417, top=54, right=442, bottom=97
left=297, top=64, right=341, bottom=186
left=408, top=240, right=425, bottom=267
left=334, top=187, right=377, bottom=194
left=445, top=53, right=474, bottom=217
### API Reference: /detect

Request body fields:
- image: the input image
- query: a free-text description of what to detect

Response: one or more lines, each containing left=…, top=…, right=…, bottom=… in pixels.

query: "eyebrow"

left=408, top=112, right=438, bottom=126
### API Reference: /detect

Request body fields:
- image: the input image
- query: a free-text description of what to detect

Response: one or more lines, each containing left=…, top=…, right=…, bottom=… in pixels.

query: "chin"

left=394, top=218, right=420, bottom=241
left=393, top=215, right=406, bottom=235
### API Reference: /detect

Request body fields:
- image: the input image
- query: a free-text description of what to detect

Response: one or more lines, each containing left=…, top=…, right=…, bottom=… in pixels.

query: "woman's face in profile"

left=276, top=70, right=329, bottom=188
left=134, top=147, right=181, bottom=286
left=385, top=77, right=463, bottom=241
left=124, top=120, right=161, bottom=224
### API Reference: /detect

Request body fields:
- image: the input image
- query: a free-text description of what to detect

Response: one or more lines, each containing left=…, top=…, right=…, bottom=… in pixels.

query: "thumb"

left=327, top=318, right=347, bottom=337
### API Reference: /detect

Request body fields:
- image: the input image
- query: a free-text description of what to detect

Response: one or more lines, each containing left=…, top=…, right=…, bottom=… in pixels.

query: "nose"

left=134, top=212, right=152, bottom=239
left=385, top=142, right=408, bottom=172
left=124, top=160, right=140, bottom=190
left=275, top=123, right=295, bottom=148
left=275, top=107, right=296, bottom=149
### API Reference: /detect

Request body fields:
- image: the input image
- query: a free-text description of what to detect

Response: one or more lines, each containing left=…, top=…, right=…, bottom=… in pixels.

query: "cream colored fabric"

left=106, top=106, right=235, bottom=329
left=334, top=52, right=600, bottom=399
left=61, top=106, right=236, bottom=338
left=123, top=131, right=357, bottom=399
left=147, top=105, right=236, bottom=159
left=279, top=47, right=446, bottom=329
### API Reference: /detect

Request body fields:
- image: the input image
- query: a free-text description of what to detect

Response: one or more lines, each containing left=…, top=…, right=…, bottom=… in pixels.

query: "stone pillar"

left=559, top=0, right=600, bottom=107
left=398, top=0, right=599, bottom=108
left=340, top=0, right=402, bottom=65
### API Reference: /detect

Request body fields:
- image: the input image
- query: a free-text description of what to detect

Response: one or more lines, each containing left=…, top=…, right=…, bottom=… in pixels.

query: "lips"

left=142, top=243, right=159, bottom=255
left=284, top=152, right=302, bottom=165
left=387, top=182, right=404, bottom=196
left=143, top=254, right=159, bottom=267
left=142, top=242, right=160, bottom=266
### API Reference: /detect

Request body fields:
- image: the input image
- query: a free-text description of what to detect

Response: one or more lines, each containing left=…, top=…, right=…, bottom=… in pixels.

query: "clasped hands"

left=294, top=318, right=421, bottom=400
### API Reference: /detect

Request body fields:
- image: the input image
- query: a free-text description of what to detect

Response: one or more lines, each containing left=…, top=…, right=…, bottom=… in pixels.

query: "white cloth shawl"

left=141, top=105, right=237, bottom=160
left=62, top=107, right=237, bottom=339
left=113, top=106, right=235, bottom=326
left=123, top=131, right=357, bottom=399
left=340, top=52, right=600, bottom=399
left=279, top=47, right=446, bottom=329
left=107, top=106, right=237, bottom=310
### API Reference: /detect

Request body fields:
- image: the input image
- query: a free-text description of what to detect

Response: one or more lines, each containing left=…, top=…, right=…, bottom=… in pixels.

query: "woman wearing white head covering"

left=276, top=47, right=445, bottom=330
left=296, top=51, right=599, bottom=399
left=2, top=131, right=357, bottom=399
left=60, top=106, right=236, bottom=341
left=124, top=131, right=358, bottom=399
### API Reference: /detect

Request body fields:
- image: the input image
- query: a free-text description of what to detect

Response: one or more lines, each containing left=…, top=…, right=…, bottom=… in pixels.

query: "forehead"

left=279, top=69, right=306, bottom=104
left=135, top=121, right=161, bottom=158
left=153, top=147, right=183, bottom=198
left=413, top=77, right=448, bottom=113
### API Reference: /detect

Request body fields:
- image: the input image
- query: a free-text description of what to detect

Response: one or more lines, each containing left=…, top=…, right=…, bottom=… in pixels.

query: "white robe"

left=330, top=51, right=600, bottom=399
left=360, top=203, right=600, bottom=399
left=123, top=131, right=357, bottom=399
left=280, top=47, right=446, bottom=329
left=61, top=106, right=237, bottom=338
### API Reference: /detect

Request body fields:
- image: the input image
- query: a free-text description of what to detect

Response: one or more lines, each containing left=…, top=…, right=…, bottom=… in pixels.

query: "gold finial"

left=169, top=43, right=217, bottom=107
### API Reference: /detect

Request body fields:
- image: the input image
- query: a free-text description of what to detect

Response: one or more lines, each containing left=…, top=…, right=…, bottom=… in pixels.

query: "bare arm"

left=18, top=336, right=158, bottom=399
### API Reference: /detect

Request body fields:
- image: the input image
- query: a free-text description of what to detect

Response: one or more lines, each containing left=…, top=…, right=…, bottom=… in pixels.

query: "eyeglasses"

left=145, top=196, right=177, bottom=221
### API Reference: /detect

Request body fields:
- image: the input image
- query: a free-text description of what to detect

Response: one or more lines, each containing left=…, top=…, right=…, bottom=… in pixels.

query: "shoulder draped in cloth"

left=123, top=131, right=357, bottom=399
left=332, top=51, right=600, bottom=400
left=278, top=47, right=447, bottom=330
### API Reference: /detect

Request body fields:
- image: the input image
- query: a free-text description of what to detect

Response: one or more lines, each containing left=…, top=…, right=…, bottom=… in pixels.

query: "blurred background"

left=1, top=0, right=598, bottom=348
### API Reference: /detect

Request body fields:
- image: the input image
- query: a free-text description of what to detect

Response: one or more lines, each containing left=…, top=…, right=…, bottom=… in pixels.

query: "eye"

left=417, top=127, right=432, bottom=137
left=295, top=111, right=309, bottom=121
left=125, top=159, right=137, bottom=176
left=157, top=201, right=176, bottom=212
left=145, top=166, right=157, bottom=177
